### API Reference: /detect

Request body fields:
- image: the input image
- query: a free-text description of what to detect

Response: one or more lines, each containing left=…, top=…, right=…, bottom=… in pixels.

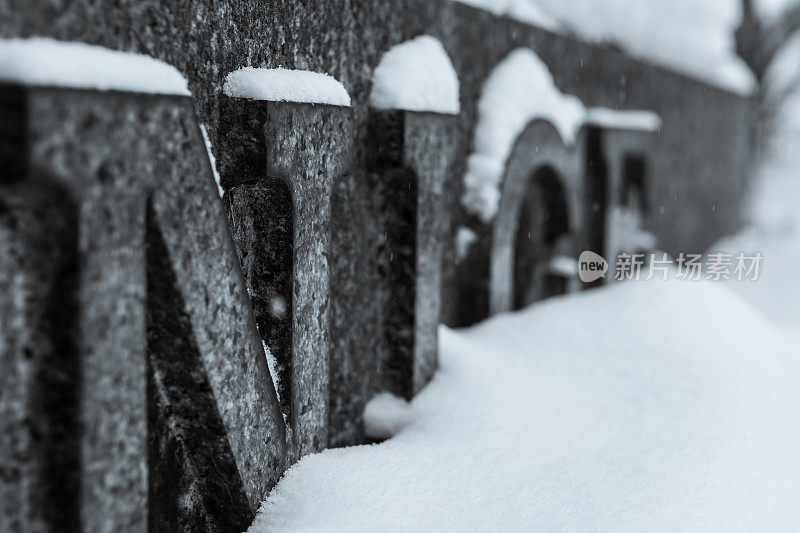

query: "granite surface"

left=0, top=179, right=80, bottom=532
left=489, top=120, right=583, bottom=315
left=220, top=98, right=352, bottom=460
left=0, top=0, right=754, bottom=328
left=0, top=87, right=287, bottom=529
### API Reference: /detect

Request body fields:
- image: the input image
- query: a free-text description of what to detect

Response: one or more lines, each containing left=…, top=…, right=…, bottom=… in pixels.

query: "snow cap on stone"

left=0, top=37, right=190, bottom=95
left=223, top=67, right=351, bottom=106
left=461, top=48, right=586, bottom=222
left=585, top=107, right=662, bottom=132
left=370, top=35, right=460, bottom=115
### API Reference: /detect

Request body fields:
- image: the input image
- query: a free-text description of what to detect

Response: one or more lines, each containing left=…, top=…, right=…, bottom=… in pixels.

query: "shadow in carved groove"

left=513, top=166, right=570, bottom=310
left=145, top=201, right=253, bottom=531
left=621, top=154, right=648, bottom=215
left=378, top=166, right=417, bottom=400
left=585, top=126, right=609, bottom=265
left=226, top=178, right=294, bottom=421
left=364, top=110, right=419, bottom=400
left=0, top=175, right=81, bottom=530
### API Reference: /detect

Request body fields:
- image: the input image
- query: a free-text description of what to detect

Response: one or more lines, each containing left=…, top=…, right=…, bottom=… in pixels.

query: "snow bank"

left=199, top=124, right=224, bottom=198
left=370, top=35, right=460, bottom=115
left=711, top=35, right=800, bottom=331
left=223, top=67, right=351, bottom=106
left=451, top=0, right=755, bottom=95
left=461, top=49, right=585, bottom=221
left=0, top=37, right=189, bottom=95
left=363, top=392, right=414, bottom=440
left=585, top=107, right=662, bottom=132
left=535, top=0, right=755, bottom=95
left=453, top=0, right=560, bottom=31
left=250, top=280, right=800, bottom=531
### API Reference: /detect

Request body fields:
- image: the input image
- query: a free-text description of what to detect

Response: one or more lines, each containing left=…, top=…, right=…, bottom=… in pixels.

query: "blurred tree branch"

left=736, top=0, right=800, bottom=83
left=736, top=0, right=800, bottom=151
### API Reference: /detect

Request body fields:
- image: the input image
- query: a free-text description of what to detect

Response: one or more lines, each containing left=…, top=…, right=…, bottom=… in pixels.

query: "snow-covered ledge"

left=369, top=35, right=460, bottom=115
left=0, top=37, right=190, bottom=95
left=585, top=107, right=662, bottom=132
left=223, top=67, right=351, bottom=107
left=461, top=48, right=585, bottom=222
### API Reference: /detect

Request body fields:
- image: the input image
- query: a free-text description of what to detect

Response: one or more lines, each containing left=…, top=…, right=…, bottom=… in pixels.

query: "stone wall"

left=0, top=0, right=753, bottom=529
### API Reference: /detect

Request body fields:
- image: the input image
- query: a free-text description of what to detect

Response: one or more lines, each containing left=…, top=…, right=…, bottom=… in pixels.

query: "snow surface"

left=223, top=67, right=351, bottom=106
left=199, top=124, right=224, bottom=198
left=461, top=49, right=586, bottom=222
left=450, top=0, right=755, bottom=95
left=585, top=107, right=662, bottom=132
left=370, top=35, right=460, bottom=115
left=710, top=35, right=800, bottom=330
left=250, top=279, right=800, bottom=531
left=0, top=37, right=190, bottom=95
left=453, top=0, right=560, bottom=31
left=363, top=393, right=414, bottom=440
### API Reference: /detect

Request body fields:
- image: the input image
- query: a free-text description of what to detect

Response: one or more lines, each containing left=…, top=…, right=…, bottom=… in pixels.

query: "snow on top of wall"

left=461, top=48, right=586, bottom=222
left=453, top=0, right=561, bottom=31
left=451, top=0, right=755, bottom=95
left=538, top=0, right=755, bottom=95
left=585, top=107, right=662, bottom=132
left=223, top=67, right=351, bottom=106
left=369, top=35, right=460, bottom=115
left=0, top=37, right=190, bottom=95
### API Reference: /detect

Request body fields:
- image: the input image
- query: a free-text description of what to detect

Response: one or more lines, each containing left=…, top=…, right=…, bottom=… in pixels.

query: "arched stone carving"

left=490, top=120, right=582, bottom=315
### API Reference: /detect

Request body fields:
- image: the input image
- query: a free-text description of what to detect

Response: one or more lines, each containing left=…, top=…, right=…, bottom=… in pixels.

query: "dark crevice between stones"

left=366, top=111, right=418, bottom=401
left=585, top=126, right=609, bottom=281
left=145, top=200, right=253, bottom=532
left=513, top=166, right=570, bottom=309
left=0, top=85, right=28, bottom=184
left=226, top=178, right=294, bottom=423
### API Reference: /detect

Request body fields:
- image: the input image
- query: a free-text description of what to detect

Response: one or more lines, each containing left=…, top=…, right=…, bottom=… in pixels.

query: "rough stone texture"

left=219, top=98, right=351, bottom=460
left=0, top=86, right=287, bottom=529
left=401, top=112, right=459, bottom=394
left=327, top=110, right=457, bottom=445
left=146, top=206, right=253, bottom=532
left=489, top=120, right=583, bottom=315
left=0, top=179, right=80, bottom=532
left=227, top=181, right=294, bottom=420
left=78, top=189, right=148, bottom=532
left=329, top=167, right=384, bottom=448
left=0, top=0, right=753, bottom=331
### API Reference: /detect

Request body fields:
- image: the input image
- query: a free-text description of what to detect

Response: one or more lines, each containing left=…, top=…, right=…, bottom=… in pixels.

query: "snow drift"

left=250, top=280, right=800, bottom=531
